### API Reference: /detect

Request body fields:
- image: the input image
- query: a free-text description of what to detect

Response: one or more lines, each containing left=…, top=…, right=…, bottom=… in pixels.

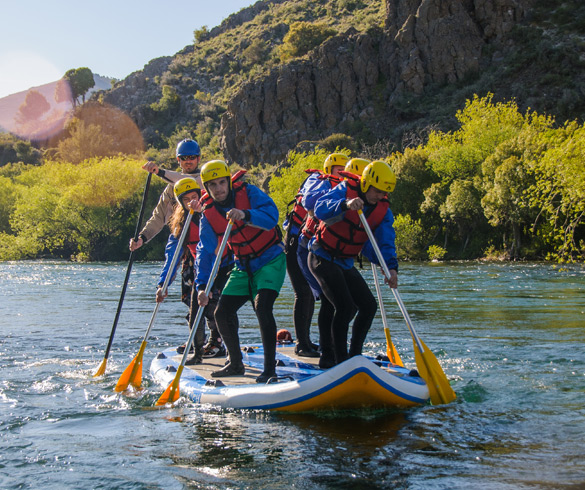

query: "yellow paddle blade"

left=384, top=329, right=404, bottom=367
left=93, top=358, right=107, bottom=377
left=155, top=365, right=184, bottom=406
left=412, top=338, right=456, bottom=405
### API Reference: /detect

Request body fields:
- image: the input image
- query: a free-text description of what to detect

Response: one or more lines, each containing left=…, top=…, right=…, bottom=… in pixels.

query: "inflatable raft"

left=150, top=344, right=429, bottom=411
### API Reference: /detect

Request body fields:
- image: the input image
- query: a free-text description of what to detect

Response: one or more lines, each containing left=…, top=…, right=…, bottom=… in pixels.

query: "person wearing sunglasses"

left=129, top=138, right=202, bottom=252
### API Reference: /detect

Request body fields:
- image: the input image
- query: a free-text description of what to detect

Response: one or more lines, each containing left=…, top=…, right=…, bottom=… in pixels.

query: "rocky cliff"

left=94, top=0, right=585, bottom=167
left=220, top=0, right=530, bottom=165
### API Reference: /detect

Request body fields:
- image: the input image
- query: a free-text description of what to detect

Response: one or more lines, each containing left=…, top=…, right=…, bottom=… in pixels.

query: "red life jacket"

left=201, top=180, right=281, bottom=261
left=185, top=220, right=200, bottom=257
left=301, top=173, right=343, bottom=240
left=314, top=174, right=388, bottom=259
left=285, top=169, right=323, bottom=233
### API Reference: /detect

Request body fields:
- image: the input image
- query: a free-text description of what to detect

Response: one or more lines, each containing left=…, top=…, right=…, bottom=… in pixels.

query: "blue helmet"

left=176, top=139, right=200, bottom=157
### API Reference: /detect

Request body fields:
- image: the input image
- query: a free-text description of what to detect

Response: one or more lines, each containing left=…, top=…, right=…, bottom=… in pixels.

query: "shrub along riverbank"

left=1, top=95, right=583, bottom=263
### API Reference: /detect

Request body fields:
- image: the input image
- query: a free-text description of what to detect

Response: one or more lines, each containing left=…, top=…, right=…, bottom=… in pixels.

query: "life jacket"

left=314, top=173, right=388, bottom=259
left=201, top=179, right=282, bottom=261
left=301, top=172, right=343, bottom=240
left=184, top=219, right=200, bottom=257
left=284, top=169, right=322, bottom=234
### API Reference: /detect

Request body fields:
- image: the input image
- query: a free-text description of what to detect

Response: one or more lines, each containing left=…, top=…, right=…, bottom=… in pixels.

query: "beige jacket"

left=139, top=169, right=202, bottom=243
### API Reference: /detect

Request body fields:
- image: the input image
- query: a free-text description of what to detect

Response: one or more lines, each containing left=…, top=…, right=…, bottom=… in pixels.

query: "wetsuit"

left=196, top=181, right=286, bottom=381
left=308, top=179, right=398, bottom=368
left=282, top=170, right=324, bottom=355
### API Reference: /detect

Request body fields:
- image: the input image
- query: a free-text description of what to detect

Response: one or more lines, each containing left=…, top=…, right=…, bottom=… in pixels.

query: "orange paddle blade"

left=115, top=341, right=147, bottom=392
left=155, top=366, right=184, bottom=406
left=385, top=330, right=404, bottom=367
left=114, top=354, right=143, bottom=392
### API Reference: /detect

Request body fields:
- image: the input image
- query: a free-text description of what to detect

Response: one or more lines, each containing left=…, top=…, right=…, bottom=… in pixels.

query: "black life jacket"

left=314, top=174, right=388, bottom=259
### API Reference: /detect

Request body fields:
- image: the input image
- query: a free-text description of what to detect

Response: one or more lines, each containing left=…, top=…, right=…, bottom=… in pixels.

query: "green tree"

left=0, top=176, right=16, bottom=233
left=64, top=67, right=95, bottom=106
left=150, top=85, right=180, bottom=114
left=0, top=134, right=42, bottom=166
left=268, top=148, right=334, bottom=222
left=243, top=38, right=267, bottom=66
left=387, top=146, right=437, bottom=218
left=426, top=94, right=525, bottom=182
left=526, top=121, right=585, bottom=261
left=481, top=137, right=536, bottom=258
left=280, top=22, right=336, bottom=60
left=2, top=157, right=145, bottom=261
left=393, top=214, right=429, bottom=260
left=440, top=179, right=484, bottom=254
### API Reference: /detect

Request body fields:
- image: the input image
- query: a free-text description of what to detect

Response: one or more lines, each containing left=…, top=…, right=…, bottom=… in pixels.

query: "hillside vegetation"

left=0, top=0, right=584, bottom=262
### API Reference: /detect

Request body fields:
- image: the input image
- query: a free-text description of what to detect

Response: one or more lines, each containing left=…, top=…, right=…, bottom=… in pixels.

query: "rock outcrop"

left=220, top=0, right=530, bottom=166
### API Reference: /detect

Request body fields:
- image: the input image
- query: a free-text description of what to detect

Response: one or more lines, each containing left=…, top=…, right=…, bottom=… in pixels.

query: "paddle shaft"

left=142, top=209, right=195, bottom=343
left=358, top=210, right=455, bottom=404
left=371, top=262, right=398, bottom=365
left=102, top=173, right=152, bottom=360
left=357, top=210, right=424, bottom=352
left=117, top=209, right=196, bottom=391
left=371, top=263, right=390, bottom=332
left=156, top=220, right=233, bottom=405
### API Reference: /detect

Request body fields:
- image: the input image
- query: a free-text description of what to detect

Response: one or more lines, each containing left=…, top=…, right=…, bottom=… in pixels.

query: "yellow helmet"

left=323, top=153, right=350, bottom=174
left=173, top=178, right=200, bottom=204
left=361, top=161, right=396, bottom=193
left=200, top=160, right=231, bottom=187
left=344, top=158, right=370, bottom=176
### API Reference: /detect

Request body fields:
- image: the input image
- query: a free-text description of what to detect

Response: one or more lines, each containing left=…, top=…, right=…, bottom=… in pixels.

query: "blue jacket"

left=157, top=233, right=182, bottom=289
left=195, top=184, right=283, bottom=288
left=309, top=181, right=398, bottom=271
left=297, top=173, right=337, bottom=248
left=282, top=172, right=323, bottom=237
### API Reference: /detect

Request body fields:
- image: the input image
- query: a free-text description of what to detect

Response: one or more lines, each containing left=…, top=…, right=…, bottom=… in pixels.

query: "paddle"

left=94, top=173, right=152, bottom=377
left=370, top=263, right=403, bottom=367
left=115, top=208, right=195, bottom=392
left=155, top=220, right=233, bottom=406
left=358, top=209, right=456, bottom=405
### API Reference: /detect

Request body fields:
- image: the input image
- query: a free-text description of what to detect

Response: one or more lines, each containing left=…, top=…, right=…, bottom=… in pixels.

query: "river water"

left=0, top=260, right=583, bottom=489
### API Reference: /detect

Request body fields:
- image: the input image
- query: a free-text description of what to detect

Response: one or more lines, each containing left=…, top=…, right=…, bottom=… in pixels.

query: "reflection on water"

left=0, top=260, right=584, bottom=489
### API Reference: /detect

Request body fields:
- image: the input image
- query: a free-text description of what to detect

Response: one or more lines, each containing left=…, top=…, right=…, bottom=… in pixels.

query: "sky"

left=0, top=0, right=255, bottom=99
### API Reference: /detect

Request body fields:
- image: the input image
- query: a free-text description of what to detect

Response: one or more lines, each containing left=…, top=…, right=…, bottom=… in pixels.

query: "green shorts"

left=222, top=252, right=286, bottom=297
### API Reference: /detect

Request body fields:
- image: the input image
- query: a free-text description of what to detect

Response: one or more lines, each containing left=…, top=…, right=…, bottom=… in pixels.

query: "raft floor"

left=172, top=344, right=321, bottom=386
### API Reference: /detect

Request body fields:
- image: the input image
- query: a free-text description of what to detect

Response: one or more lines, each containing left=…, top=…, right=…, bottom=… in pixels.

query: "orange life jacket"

left=314, top=174, right=388, bottom=259
left=201, top=180, right=281, bottom=260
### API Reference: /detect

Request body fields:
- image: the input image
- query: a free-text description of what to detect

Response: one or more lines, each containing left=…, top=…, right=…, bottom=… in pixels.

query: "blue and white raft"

left=150, top=344, right=429, bottom=411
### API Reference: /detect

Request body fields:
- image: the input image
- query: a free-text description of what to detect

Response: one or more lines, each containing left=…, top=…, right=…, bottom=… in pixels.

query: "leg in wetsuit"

left=213, top=289, right=279, bottom=382
left=285, top=232, right=318, bottom=356
left=308, top=252, right=377, bottom=366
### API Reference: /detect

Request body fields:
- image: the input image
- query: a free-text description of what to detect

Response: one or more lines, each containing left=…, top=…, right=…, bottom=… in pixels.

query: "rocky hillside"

left=97, top=0, right=585, bottom=166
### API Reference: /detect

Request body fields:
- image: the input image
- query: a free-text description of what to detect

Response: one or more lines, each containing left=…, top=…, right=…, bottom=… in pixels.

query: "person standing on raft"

left=308, top=160, right=399, bottom=369
left=282, top=153, right=349, bottom=357
left=195, top=160, right=286, bottom=383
